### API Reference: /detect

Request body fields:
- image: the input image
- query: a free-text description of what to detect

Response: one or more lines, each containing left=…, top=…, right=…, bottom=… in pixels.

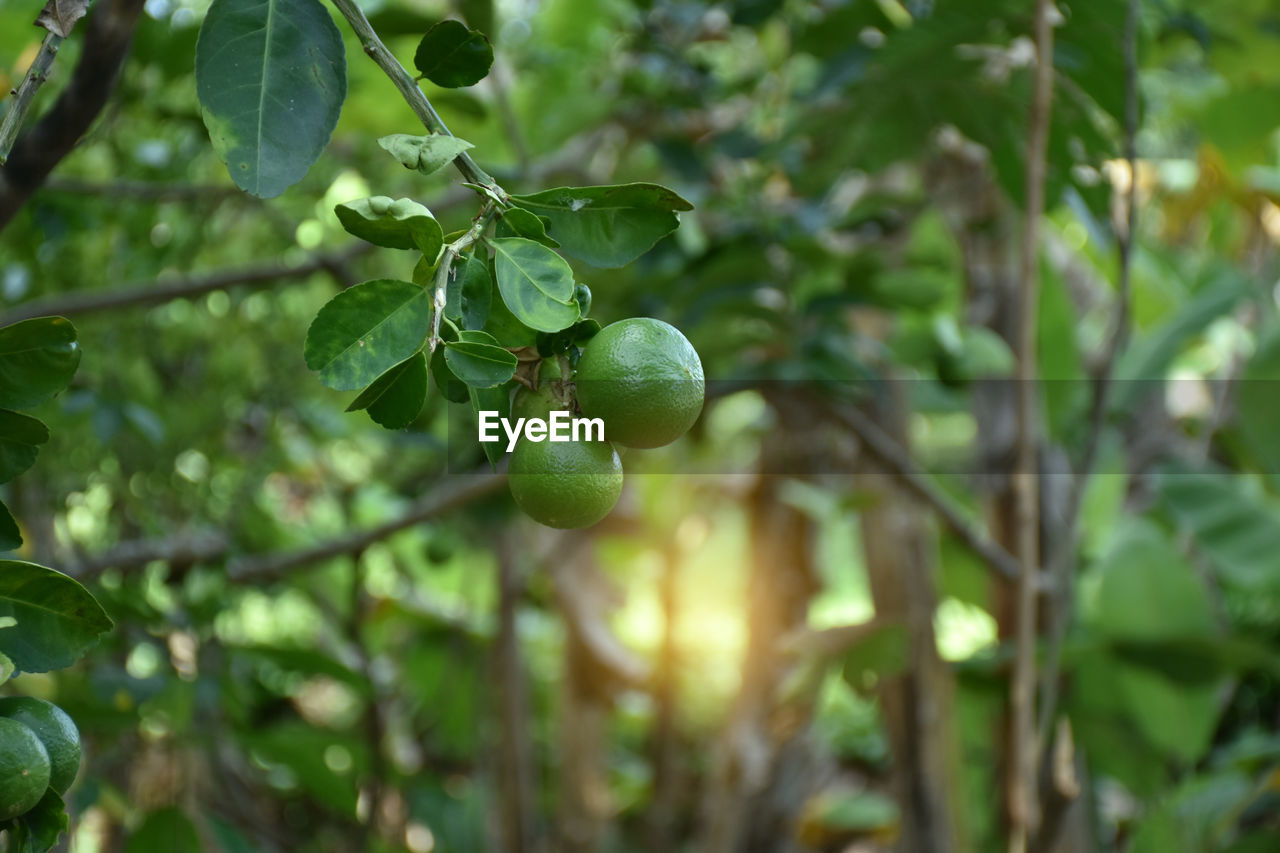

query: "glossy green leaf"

left=445, top=330, right=518, bottom=388
left=304, top=280, right=431, bottom=391
left=496, top=207, right=559, bottom=247
left=510, top=183, right=693, bottom=268
left=448, top=253, right=493, bottom=330
left=1156, top=465, right=1280, bottom=592
left=195, top=0, right=346, bottom=198
left=368, top=353, right=428, bottom=429
left=0, top=560, right=113, bottom=673
left=377, top=133, right=475, bottom=175
left=0, top=409, right=49, bottom=484
left=482, top=279, right=538, bottom=348
left=0, top=317, right=81, bottom=411
left=0, top=651, right=12, bottom=686
left=125, top=806, right=201, bottom=853
left=335, top=196, right=444, bottom=257
left=0, top=500, right=18, bottom=551
left=490, top=237, right=580, bottom=333
left=414, top=20, right=493, bottom=88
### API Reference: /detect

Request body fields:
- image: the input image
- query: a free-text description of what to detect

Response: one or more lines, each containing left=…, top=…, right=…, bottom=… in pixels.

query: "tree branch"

left=0, top=0, right=146, bottom=231
left=327, top=0, right=507, bottom=203
left=1010, top=0, right=1057, bottom=848
left=227, top=471, right=505, bottom=585
left=0, top=32, right=64, bottom=164
left=2, top=245, right=373, bottom=324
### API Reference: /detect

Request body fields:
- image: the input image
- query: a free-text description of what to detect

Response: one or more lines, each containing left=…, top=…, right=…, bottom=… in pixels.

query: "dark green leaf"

left=195, top=0, right=346, bottom=198
left=431, top=346, right=471, bottom=403
left=0, top=560, right=113, bottom=672
left=377, top=133, right=475, bottom=176
left=0, top=317, right=81, bottom=411
left=841, top=622, right=909, bottom=694
left=346, top=356, right=416, bottom=413
left=535, top=319, right=599, bottom=358
left=510, top=183, right=693, bottom=268
left=368, top=353, right=428, bottom=429
left=1156, top=465, right=1280, bottom=592
left=335, top=196, right=444, bottom=256
left=125, top=807, right=201, bottom=853
left=0, top=410, right=49, bottom=484
left=448, top=253, right=493, bottom=330
left=304, top=280, right=431, bottom=391
left=482, top=279, right=538, bottom=348
left=0, top=499, right=18, bottom=551
left=489, top=237, right=580, bottom=332
left=414, top=20, right=493, bottom=88
left=445, top=331, right=518, bottom=388
left=12, top=790, right=68, bottom=853
left=469, top=383, right=510, bottom=469
left=496, top=207, right=559, bottom=247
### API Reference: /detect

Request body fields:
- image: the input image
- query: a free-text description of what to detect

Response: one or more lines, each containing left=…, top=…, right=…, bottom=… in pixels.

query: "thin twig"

left=1, top=244, right=372, bottom=324
left=0, top=32, right=63, bottom=164
left=822, top=400, right=1022, bottom=582
left=428, top=203, right=499, bottom=355
left=328, top=0, right=508, bottom=203
left=1036, top=0, right=1139, bottom=756
left=1010, top=0, right=1056, bottom=849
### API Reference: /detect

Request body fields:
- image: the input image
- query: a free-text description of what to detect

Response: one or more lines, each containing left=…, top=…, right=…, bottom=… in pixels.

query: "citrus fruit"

left=512, top=358, right=570, bottom=423
left=574, top=317, right=704, bottom=449
left=0, top=717, right=51, bottom=820
left=508, top=437, right=623, bottom=529
left=0, top=697, right=81, bottom=795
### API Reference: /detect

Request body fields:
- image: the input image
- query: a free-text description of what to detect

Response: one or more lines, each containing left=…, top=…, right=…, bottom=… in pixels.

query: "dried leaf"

left=35, top=0, right=91, bottom=37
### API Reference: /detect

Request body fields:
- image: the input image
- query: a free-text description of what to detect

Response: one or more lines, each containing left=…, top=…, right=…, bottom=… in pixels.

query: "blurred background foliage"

left=2, top=0, right=1280, bottom=850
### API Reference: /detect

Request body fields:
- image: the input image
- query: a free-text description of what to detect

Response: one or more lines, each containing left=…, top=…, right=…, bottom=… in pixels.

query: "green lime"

left=0, top=697, right=81, bottom=795
left=512, top=358, right=570, bottom=423
left=0, top=717, right=51, bottom=820
left=574, top=317, right=704, bottom=449
left=508, top=437, right=623, bottom=529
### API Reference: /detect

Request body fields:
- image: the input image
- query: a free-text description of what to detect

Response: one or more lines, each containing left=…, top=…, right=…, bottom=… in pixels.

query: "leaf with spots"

left=304, top=280, right=431, bottom=391
left=195, top=0, right=347, bottom=198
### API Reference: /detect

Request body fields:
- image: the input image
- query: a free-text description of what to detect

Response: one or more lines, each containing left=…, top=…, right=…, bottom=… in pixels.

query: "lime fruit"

left=0, top=717, right=51, bottom=820
left=574, top=317, right=704, bottom=449
left=508, top=437, right=623, bottom=529
left=0, top=697, right=81, bottom=795
left=513, top=358, right=570, bottom=423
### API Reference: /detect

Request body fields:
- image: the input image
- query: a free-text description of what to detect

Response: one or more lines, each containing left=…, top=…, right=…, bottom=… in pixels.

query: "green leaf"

left=1236, top=325, right=1280, bottom=475
left=482, top=279, right=538, bottom=348
left=1091, top=518, right=1216, bottom=642
left=335, top=196, right=444, bottom=256
left=304, top=280, right=432, bottom=391
left=414, top=20, right=493, bottom=88
left=449, top=253, right=493, bottom=330
left=431, top=346, right=471, bottom=403
left=12, top=790, right=69, bottom=853
left=0, top=317, right=81, bottom=411
left=496, top=207, right=559, bottom=247
left=346, top=356, right=416, bottom=413
left=1156, top=465, right=1280, bottom=592
left=535, top=319, right=599, bottom=357
left=509, top=183, right=693, bottom=268
left=489, top=237, right=580, bottom=333
left=368, top=353, right=428, bottom=429
left=0, top=651, right=12, bottom=687
left=0, top=410, right=49, bottom=484
left=469, top=383, right=510, bottom=469
left=0, top=560, right=113, bottom=673
left=377, top=133, right=475, bottom=175
left=195, top=0, right=346, bottom=198
left=0, top=499, right=18, bottom=551
left=445, top=331, right=518, bottom=388
left=125, top=806, right=201, bottom=853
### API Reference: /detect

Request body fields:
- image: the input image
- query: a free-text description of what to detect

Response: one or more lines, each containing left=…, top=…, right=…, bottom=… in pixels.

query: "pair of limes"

left=0, top=697, right=82, bottom=820
left=508, top=317, right=704, bottom=529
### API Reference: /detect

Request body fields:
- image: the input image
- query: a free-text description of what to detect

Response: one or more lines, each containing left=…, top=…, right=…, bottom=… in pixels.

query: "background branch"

left=0, top=0, right=146, bottom=231
left=1010, top=0, right=1057, bottom=847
